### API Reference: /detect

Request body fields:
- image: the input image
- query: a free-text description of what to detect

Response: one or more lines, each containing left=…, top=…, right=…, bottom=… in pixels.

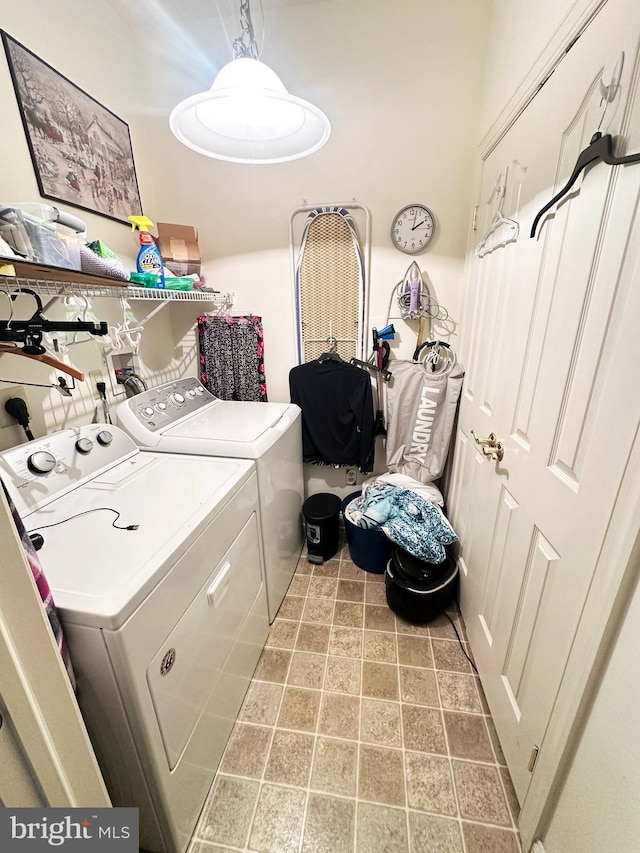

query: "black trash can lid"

left=303, top=492, right=342, bottom=521
left=391, top=546, right=454, bottom=586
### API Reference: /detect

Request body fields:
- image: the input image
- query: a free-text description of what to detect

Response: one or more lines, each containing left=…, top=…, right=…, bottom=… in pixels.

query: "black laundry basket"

left=385, top=545, right=458, bottom=624
left=303, top=492, right=342, bottom=564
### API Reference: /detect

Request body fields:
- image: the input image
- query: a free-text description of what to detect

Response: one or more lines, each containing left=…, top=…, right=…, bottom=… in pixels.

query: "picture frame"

left=2, top=31, right=143, bottom=225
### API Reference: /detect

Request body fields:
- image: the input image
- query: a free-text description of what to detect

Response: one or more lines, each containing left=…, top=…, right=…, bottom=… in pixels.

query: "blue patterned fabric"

left=354, top=485, right=458, bottom=563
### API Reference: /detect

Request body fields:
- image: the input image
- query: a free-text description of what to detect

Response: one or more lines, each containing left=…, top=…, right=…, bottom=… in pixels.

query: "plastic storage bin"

left=385, top=545, right=458, bottom=624
left=341, top=490, right=393, bottom=574
left=303, top=493, right=341, bottom=564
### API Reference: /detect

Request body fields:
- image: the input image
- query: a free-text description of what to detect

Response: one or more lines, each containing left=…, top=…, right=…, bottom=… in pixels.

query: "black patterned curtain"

left=198, top=314, right=268, bottom=401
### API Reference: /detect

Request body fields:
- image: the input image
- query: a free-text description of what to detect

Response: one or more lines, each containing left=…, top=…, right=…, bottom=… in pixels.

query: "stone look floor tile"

left=288, top=574, right=311, bottom=597
left=402, top=704, right=447, bottom=754
left=364, top=604, right=396, bottom=632
left=365, top=582, right=388, bottom=605
left=397, top=634, right=433, bottom=667
left=405, top=752, right=457, bottom=815
left=364, top=629, right=397, bottom=662
left=277, top=687, right=321, bottom=732
left=296, top=622, right=331, bottom=653
left=337, top=579, right=365, bottom=602
left=308, top=576, right=338, bottom=599
left=311, top=736, right=358, bottom=797
left=356, top=802, right=409, bottom=853
left=301, top=793, right=355, bottom=853
left=408, top=812, right=465, bottom=853
left=266, top=619, right=299, bottom=649
left=437, top=671, right=483, bottom=713
left=239, top=682, right=283, bottom=726
left=452, top=760, right=512, bottom=826
left=264, top=729, right=314, bottom=787
left=219, top=723, right=271, bottom=778
left=287, top=651, right=326, bottom=689
left=329, top=625, right=363, bottom=658
left=302, top=597, right=334, bottom=624
left=313, top=559, right=340, bottom=578
left=254, top=647, right=292, bottom=683
left=444, top=711, right=494, bottom=762
left=431, top=638, right=473, bottom=673
left=198, top=775, right=259, bottom=848
left=462, top=822, right=522, bottom=853
left=360, top=698, right=402, bottom=747
left=399, top=665, right=439, bottom=706
left=362, top=660, right=399, bottom=700
left=324, top=655, right=361, bottom=694
left=334, top=600, right=365, bottom=627
left=190, top=545, right=523, bottom=853
left=318, top=692, right=360, bottom=740
left=278, top=595, right=305, bottom=620
left=358, top=745, right=405, bottom=806
left=248, top=783, right=307, bottom=853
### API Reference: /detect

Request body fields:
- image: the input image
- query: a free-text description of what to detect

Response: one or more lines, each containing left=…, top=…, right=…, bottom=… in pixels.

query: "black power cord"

left=28, top=507, right=140, bottom=535
left=443, top=610, right=478, bottom=674
left=5, top=397, right=35, bottom=440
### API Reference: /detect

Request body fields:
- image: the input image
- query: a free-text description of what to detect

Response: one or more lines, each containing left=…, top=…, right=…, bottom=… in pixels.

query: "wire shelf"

left=0, top=260, right=234, bottom=309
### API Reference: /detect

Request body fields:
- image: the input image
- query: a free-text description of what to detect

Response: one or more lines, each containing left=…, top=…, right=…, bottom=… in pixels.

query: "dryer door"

left=146, top=512, right=265, bottom=770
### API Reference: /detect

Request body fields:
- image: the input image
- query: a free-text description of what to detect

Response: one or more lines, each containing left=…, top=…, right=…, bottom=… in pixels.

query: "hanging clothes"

left=289, top=357, right=375, bottom=472
left=1, top=479, right=75, bottom=690
left=385, top=358, right=464, bottom=484
left=198, top=314, right=267, bottom=401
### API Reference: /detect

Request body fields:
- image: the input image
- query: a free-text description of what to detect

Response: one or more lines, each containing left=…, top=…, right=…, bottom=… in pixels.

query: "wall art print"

left=2, top=31, right=142, bottom=225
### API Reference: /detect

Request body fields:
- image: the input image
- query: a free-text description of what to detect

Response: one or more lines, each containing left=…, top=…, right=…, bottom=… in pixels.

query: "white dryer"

left=117, top=377, right=304, bottom=623
left=0, top=424, right=268, bottom=853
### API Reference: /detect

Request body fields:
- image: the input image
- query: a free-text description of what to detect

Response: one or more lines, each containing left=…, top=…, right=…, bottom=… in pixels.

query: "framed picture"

left=2, top=31, right=143, bottom=225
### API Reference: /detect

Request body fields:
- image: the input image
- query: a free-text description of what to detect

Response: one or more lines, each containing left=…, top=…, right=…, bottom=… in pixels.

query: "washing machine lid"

left=164, top=400, right=290, bottom=445
left=24, top=452, right=255, bottom=630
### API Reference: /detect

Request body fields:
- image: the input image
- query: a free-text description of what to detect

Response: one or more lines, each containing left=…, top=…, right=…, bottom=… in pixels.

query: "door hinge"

left=528, top=744, right=540, bottom=773
left=472, top=205, right=479, bottom=231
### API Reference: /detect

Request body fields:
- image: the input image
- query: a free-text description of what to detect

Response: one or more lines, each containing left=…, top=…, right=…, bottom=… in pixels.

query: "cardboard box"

left=157, top=222, right=201, bottom=277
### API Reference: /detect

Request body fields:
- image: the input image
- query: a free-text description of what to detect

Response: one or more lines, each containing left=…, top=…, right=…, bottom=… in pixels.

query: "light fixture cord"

left=233, top=0, right=260, bottom=58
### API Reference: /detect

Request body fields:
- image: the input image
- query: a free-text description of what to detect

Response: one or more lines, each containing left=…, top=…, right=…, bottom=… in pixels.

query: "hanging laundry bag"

left=385, top=358, right=464, bottom=485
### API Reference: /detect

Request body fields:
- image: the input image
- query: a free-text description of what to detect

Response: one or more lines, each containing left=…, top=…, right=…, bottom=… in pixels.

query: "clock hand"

left=411, top=220, right=425, bottom=231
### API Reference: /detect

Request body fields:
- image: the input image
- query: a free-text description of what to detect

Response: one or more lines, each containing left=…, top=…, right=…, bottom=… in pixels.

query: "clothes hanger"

left=413, top=339, right=456, bottom=373
left=0, top=344, right=84, bottom=380
left=318, top=324, right=343, bottom=362
left=0, top=288, right=108, bottom=354
left=476, top=172, right=520, bottom=257
left=530, top=131, right=640, bottom=238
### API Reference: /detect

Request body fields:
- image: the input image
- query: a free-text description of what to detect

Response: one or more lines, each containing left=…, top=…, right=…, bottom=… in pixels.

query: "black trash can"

left=385, top=545, right=458, bottom=624
left=303, top=493, right=342, bottom=564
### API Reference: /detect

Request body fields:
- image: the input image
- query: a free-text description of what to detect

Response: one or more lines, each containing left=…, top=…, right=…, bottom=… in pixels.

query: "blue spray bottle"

left=128, top=215, right=165, bottom=289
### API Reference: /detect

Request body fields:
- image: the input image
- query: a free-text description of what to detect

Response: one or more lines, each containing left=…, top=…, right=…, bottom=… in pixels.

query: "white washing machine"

left=117, top=377, right=304, bottom=623
left=0, top=424, right=268, bottom=853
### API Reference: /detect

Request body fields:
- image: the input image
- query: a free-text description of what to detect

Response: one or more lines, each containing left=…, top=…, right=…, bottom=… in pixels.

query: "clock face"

left=391, top=205, right=435, bottom=254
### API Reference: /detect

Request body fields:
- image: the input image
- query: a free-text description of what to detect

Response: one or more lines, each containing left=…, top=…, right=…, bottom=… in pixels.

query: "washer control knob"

left=75, top=438, right=94, bottom=454
left=96, top=430, right=113, bottom=446
left=27, top=450, right=56, bottom=474
left=156, top=402, right=167, bottom=411
left=187, top=389, right=196, bottom=398
left=195, top=386, right=205, bottom=395
left=141, top=407, right=155, bottom=419
left=170, top=393, right=186, bottom=406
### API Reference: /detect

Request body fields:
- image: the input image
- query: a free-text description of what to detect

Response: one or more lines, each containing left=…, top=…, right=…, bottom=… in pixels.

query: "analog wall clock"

left=391, top=204, right=435, bottom=254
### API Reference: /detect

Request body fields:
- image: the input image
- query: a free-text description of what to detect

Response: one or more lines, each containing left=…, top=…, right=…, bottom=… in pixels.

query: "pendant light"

left=169, top=0, right=331, bottom=164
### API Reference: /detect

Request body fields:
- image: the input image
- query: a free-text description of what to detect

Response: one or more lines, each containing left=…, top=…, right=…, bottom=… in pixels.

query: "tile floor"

left=188, top=535, right=523, bottom=853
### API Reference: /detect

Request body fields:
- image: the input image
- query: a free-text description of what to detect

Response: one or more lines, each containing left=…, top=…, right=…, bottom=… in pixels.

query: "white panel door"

left=448, top=0, right=640, bottom=804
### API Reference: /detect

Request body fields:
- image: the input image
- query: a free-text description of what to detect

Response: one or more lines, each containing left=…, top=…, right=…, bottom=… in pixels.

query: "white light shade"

left=169, top=57, right=331, bottom=164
